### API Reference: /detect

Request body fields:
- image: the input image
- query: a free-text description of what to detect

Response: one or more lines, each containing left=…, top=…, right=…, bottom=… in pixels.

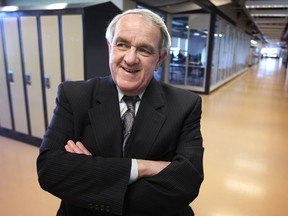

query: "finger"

left=67, top=140, right=76, bottom=146
left=76, top=141, right=92, bottom=156
left=66, top=140, right=83, bottom=154
left=65, top=140, right=77, bottom=153
left=65, top=144, right=75, bottom=153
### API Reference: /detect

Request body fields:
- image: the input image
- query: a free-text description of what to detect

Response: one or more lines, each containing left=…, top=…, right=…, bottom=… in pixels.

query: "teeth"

left=121, top=66, right=139, bottom=72
left=125, top=68, right=137, bottom=72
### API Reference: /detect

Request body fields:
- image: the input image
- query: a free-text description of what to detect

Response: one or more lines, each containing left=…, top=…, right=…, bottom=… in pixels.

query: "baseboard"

left=0, top=128, right=42, bottom=147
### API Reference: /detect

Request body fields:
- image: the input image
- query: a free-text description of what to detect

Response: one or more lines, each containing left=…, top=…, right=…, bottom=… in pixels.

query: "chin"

left=118, top=83, right=142, bottom=95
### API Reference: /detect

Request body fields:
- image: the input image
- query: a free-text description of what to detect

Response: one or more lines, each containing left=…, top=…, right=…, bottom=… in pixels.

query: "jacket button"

left=94, top=204, right=99, bottom=211
left=106, top=205, right=111, bottom=213
left=100, top=204, right=105, bottom=211
left=88, top=203, right=93, bottom=210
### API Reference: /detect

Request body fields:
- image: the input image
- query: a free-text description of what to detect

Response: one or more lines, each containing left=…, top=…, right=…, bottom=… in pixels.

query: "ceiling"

left=134, top=0, right=288, bottom=47
left=244, top=0, right=288, bottom=46
left=0, top=0, right=287, bottom=47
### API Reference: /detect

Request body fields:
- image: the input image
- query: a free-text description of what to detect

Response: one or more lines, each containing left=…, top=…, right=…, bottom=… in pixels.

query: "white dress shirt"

left=117, top=88, right=144, bottom=184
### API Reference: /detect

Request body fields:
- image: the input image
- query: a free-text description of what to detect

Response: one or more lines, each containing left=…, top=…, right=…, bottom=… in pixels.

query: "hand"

left=65, top=140, right=92, bottom=156
left=137, top=159, right=171, bottom=178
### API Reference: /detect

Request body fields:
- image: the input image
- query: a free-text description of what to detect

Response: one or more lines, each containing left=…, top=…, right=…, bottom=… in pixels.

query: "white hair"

left=105, top=8, right=171, bottom=54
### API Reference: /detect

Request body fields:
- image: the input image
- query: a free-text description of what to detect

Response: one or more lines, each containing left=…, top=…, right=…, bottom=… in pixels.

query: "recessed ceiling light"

left=1, top=6, right=19, bottom=11
left=46, top=3, right=68, bottom=10
left=250, top=40, right=258, bottom=45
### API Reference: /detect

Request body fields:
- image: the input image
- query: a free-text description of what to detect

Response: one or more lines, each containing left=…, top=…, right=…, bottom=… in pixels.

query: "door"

left=62, top=15, right=84, bottom=81
left=20, top=16, right=46, bottom=138
left=40, top=15, right=62, bottom=124
left=3, top=17, right=28, bottom=134
left=0, top=19, right=12, bottom=130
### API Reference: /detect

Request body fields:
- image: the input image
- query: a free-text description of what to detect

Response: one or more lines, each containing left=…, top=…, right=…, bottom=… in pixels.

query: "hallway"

left=0, top=58, right=288, bottom=216
left=193, top=58, right=288, bottom=216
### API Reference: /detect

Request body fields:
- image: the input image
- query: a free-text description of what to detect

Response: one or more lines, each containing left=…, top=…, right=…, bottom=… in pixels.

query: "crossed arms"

left=65, top=140, right=170, bottom=179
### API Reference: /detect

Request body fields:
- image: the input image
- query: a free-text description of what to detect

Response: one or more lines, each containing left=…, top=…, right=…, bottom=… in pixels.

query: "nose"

left=124, top=47, right=139, bottom=65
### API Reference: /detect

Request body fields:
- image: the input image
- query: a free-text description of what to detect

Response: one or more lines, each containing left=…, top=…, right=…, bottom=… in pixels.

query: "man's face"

left=108, top=14, right=167, bottom=96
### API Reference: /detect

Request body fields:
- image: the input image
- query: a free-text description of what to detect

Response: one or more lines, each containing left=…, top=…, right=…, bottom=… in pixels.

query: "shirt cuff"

left=129, top=159, right=139, bottom=184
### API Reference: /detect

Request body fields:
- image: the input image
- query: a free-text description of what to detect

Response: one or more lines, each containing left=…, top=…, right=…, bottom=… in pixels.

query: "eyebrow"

left=114, top=37, right=129, bottom=44
left=114, top=37, right=157, bottom=54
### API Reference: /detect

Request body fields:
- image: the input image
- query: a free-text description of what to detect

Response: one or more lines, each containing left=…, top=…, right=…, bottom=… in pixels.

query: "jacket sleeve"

left=36, top=83, right=131, bottom=215
left=123, top=96, right=204, bottom=216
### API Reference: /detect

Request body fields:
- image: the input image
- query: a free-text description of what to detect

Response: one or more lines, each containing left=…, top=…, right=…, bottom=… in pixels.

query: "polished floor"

left=0, top=58, right=288, bottom=216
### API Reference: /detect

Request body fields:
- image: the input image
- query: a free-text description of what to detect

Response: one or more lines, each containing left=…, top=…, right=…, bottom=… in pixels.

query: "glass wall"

left=187, top=29, right=208, bottom=87
left=169, top=16, right=189, bottom=85
left=169, top=14, right=250, bottom=93
left=169, top=14, right=210, bottom=92
left=210, top=17, right=250, bottom=91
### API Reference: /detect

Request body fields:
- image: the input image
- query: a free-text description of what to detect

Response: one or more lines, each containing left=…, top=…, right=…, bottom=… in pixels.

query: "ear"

left=155, top=51, right=168, bottom=71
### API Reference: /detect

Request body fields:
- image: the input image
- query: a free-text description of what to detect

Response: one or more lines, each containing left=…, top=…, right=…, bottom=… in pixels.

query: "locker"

left=20, top=16, right=46, bottom=138
left=0, top=20, right=12, bottom=130
left=40, top=15, right=62, bottom=124
left=62, top=15, right=84, bottom=81
left=0, top=2, right=122, bottom=145
left=3, top=17, right=28, bottom=134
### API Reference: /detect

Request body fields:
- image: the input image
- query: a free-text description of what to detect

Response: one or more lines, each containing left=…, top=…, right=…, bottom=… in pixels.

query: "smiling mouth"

left=122, top=66, right=140, bottom=73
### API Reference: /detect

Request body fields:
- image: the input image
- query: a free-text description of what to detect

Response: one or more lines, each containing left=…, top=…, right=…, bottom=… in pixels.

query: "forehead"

left=117, top=13, right=152, bottom=26
left=114, top=14, right=161, bottom=44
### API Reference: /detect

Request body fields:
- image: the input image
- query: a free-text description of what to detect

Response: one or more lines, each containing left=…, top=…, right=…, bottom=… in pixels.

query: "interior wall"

left=4, top=0, right=136, bottom=10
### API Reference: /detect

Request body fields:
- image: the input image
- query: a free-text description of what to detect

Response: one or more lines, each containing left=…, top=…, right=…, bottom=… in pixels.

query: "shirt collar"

left=117, top=86, right=144, bottom=102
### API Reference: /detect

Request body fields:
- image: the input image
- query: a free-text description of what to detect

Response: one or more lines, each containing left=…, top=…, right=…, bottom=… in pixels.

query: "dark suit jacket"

left=37, top=76, right=204, bottom=216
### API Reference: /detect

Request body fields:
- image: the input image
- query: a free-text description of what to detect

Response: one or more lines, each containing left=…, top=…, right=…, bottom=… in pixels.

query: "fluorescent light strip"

left=246, top=5, right=288, bottom=8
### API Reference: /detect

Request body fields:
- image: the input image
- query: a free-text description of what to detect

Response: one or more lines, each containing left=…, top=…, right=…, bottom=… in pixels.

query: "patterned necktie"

left=122, top=95, right=140, bottom=155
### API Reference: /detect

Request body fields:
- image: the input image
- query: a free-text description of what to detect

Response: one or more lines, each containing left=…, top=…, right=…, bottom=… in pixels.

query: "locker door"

left=3, top=17, right=28, bottom=134
left=40, top=16, right=62, bottom=124
left=0, top=19, right=12, bottom=129
left=62, top=15, right=84, bottom=81
left=20, top=16, right=45, bottom=138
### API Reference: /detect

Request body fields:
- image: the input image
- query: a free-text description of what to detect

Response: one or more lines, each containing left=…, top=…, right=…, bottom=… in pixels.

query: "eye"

left=138, top=47, right=153, bottom=57
left=115, top=42, right=130, bottom=50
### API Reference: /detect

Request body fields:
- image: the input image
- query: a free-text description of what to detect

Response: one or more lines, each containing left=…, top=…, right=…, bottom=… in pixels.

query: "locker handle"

left=8, top=70, right=14, bottom=83
left=44, top=75, right=50, bottom=89
left=25, top=73, right=31, bottom=86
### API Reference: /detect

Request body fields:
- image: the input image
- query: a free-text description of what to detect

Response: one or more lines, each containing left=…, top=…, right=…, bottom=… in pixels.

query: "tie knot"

left=123, top=95, right=140, bottom=109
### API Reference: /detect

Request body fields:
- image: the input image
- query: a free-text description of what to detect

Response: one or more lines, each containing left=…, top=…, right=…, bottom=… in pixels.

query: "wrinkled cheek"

left=109, top=59, right=118, bottom=77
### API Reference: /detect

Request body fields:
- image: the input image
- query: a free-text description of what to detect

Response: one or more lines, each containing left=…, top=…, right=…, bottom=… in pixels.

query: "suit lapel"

left=125, top=79, right=166, bottom=158
left=88, top=77, right=123, bottom=157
